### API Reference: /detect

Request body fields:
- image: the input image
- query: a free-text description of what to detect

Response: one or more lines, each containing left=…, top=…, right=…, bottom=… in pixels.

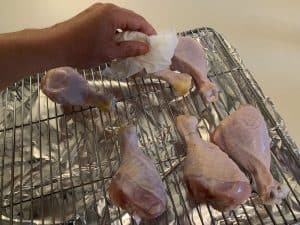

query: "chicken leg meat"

left=171, top=36, right=218, bottom=103
left=152, top=69, right=192, bottom=96
left=176, top=115, right=251, bottom=211
left=41, top=67, right=114, bottom=111
left=108, top=125, right=167, bottom=219
left=212, top=105, right=288, bottom=204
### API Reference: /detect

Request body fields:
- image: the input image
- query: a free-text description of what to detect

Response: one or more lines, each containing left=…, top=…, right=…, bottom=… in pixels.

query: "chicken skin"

left=41, top=67, right=114, bottom=111
left=108, top=125, right=167, bottom=219
left=171, top=37, right=218, bottom=103
left=212, top=105, right=288, bottom=204
left=176, top=115, right=251, bottom=211
left=152, top=69, right=192, bottom=96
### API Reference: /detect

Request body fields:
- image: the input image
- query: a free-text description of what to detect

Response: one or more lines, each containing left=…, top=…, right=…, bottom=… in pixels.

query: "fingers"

left=81, top=3, right=156, bottom=35
left=113, top=7, right=157, bottom=35
left=110, top=41, right=150, bottom=59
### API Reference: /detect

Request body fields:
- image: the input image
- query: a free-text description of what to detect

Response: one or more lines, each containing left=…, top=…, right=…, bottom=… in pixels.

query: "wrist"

left=13, top=27, right=71, bottom=72
left=0, top=27, right=71, bottom=90
left=42, top=26, right=71, bottom=67
left=47, top=22, right=85, bottom=68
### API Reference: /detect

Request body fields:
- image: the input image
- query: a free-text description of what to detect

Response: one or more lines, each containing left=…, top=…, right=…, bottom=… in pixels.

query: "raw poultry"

left=41, top=67, right=115, bottom=111
left=108, top=125, right=167, bottom=219
left=171, top=36, right=218, bottom=103
left=176, top=115, right=251, bottom=211
left=212, top=105, right=288, bottom=204
left=151, top=69, right=192, bottom=96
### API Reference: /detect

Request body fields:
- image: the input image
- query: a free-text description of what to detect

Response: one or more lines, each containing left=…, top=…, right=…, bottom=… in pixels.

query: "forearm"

left=0, top=27, right=68, bottom=90
left=0, top=3, right=156, bottom=91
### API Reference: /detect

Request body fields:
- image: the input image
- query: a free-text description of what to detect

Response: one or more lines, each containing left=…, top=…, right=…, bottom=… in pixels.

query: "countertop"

left=0, top=0, right=299, bottom=144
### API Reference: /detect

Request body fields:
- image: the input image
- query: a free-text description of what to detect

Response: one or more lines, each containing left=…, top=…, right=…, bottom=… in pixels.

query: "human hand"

left=51, top=3, right=156, bottom=68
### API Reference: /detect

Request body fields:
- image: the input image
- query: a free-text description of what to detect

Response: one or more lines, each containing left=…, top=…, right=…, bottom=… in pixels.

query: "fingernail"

left=139, top=44, right=148, bottom=53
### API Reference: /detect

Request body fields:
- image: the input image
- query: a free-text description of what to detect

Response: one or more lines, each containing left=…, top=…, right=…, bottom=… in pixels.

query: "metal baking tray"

left=0, top=27, right=299, bottom=225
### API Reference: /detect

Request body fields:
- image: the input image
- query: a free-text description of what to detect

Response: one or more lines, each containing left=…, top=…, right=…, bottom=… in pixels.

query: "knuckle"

left=100, top=3, right=120, bottom=22
left=91, top=2, right=103, bottom=9
left=103, top=3, right=117, bottom=10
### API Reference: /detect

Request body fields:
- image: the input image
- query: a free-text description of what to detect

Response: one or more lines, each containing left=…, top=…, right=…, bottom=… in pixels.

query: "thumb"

left=112, top=41, right=149, bottom=59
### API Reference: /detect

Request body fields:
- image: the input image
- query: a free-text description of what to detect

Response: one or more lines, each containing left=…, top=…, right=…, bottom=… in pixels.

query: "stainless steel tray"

left=0, top=27, right=299, bottom=225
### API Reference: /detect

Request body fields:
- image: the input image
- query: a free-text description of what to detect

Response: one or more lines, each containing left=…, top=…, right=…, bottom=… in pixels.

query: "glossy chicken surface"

left=41, top=67, right=114, bottom=111
left=171, top=36, right=218, bottom=103
left=176, top=115, right=251, bottom=211
left=212, top=105, right=288, bottom=204
left=152, top=69, right=192, bottom=96
left=108, top=125, right=167, bottom=219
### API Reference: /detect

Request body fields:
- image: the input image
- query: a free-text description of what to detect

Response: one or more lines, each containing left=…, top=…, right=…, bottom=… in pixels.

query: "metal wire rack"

left=0, top=27, right=299, bottom=225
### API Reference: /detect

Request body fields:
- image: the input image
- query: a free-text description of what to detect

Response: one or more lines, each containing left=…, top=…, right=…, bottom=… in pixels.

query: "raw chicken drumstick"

left=152, top=69, right=192, bottom=96
left=108, top=125, right=167, bottom=219
left=176, top=115, right=251, bottom=211
left=171, top=36, right=218, bottom=103
left=41, top=67, right=114, bottom=111
left=212, top=105, right=288, bottom=204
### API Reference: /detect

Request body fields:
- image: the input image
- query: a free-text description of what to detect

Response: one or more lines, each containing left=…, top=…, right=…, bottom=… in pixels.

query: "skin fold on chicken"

left=171, top=36, right=218, bottom=103
left=41, top=67, right=115, bottom=111
left=152, top=69, right=192, bottom=96
left=212, top=105, right=288, bottom=205
left=108, top=125, right=167, bottom=219
left=176, top=115, right=251, bottom=211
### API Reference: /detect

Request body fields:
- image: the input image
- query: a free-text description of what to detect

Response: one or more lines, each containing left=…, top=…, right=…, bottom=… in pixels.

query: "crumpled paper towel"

left=103, top=31, right=178, bottom=79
